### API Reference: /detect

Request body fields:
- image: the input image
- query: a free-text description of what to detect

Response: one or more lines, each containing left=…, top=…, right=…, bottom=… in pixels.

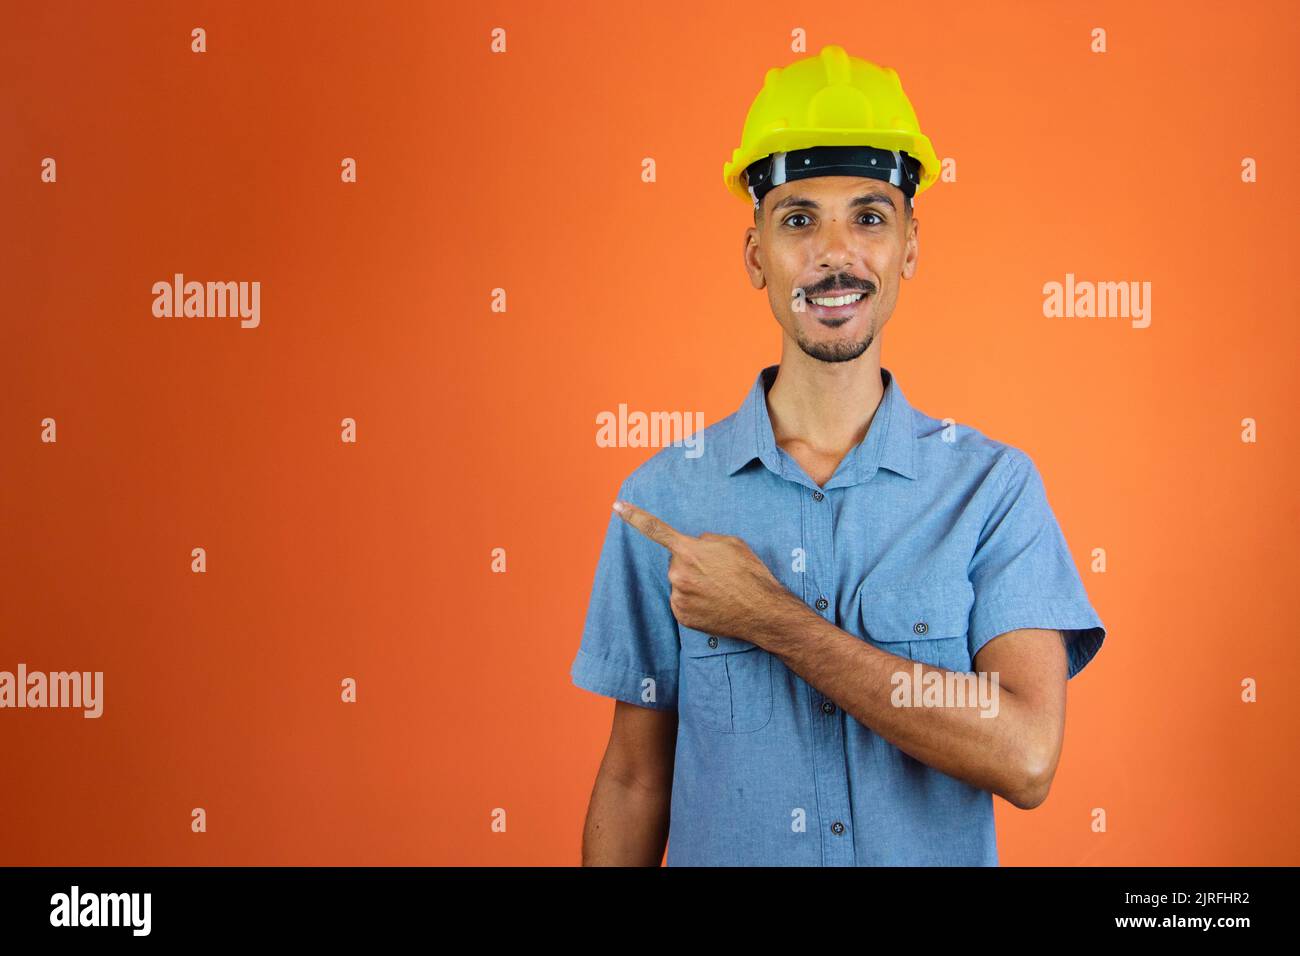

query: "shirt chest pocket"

left=678, top=629, right=774, bottom=733
left=857, top=579, right=976, bottom=673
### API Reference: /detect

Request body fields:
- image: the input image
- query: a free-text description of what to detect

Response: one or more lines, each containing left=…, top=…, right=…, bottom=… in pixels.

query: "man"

left=569, top=44, right=1105, bottom=866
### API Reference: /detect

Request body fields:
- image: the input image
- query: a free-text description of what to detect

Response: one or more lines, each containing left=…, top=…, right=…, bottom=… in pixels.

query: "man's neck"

left=764, top=350, right=885, bottom=462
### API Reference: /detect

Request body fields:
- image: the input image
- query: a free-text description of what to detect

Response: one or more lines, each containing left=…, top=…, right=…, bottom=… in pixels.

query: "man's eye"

left=783, top=212, right=883, bottom=228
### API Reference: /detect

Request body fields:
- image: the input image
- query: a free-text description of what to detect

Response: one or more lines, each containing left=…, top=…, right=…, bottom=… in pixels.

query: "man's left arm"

left=755, top=598, right=1068, bottom=809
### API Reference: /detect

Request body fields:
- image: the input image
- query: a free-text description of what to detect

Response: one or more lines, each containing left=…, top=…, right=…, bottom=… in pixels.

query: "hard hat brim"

left=724, top=128, right=939, bottom=204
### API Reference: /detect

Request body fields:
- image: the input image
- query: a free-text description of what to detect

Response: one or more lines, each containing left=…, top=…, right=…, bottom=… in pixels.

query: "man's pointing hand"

left=612, top=499, right=804, bottom=645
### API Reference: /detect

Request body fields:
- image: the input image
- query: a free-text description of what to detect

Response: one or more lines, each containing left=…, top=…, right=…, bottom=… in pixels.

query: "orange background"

left=2, top=0, right=1297, bottom=865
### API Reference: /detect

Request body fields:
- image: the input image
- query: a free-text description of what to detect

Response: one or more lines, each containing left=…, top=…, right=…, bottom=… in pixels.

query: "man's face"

left=744, top=175, right=918, bottom=363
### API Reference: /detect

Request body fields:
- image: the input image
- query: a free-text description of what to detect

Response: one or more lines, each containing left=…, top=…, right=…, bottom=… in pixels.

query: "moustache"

left=794, top=282, right=876, bottom=298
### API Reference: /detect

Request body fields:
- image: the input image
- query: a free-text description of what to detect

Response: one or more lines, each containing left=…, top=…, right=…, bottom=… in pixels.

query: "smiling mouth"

left=809, top=292, right=867, bottom=307
left=805, top=290, right=870, bottom=322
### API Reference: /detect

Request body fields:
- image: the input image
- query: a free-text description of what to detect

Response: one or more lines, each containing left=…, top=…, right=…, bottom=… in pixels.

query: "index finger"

left=613, top=500, right=690, bottom=553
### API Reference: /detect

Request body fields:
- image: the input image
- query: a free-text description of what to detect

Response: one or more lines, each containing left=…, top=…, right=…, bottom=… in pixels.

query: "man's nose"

left=816, top=219, right=859, bottom=270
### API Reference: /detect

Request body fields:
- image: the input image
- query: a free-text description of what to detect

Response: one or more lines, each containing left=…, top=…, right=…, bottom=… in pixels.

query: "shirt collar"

left=726, top=363, right=918, bottom=485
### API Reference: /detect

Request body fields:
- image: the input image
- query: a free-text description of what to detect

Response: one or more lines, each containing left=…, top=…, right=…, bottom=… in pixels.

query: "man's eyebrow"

left=769, top=192, right=897, bottom=215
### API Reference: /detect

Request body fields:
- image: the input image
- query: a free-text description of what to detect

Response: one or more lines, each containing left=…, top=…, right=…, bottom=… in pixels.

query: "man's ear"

left=901, top=217, right=920, bottom=280
left=743, top=228, right=766, bottom=290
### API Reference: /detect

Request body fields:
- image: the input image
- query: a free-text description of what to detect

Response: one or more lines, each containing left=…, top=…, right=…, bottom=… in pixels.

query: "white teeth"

left=809, top=293, right=865, bottom=307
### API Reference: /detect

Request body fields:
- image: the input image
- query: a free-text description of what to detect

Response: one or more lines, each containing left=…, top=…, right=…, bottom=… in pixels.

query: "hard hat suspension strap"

left=745, top=145, right=922, bottom=209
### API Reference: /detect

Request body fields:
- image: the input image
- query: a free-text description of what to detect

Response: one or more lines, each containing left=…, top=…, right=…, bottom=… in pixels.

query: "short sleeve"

left=569, top=471, right=680, bottom=709
left=966, top=451, right=1106, bottom=679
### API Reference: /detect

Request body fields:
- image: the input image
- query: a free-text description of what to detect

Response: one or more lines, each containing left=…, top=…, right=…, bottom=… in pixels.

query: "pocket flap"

left=858, top=579, right=975, bottom=643
left=680, top=626, right=759, bottom=658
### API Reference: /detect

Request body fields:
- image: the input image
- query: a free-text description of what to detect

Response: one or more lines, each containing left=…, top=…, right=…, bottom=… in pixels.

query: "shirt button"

left=913, top=621, right=928, bottom=635
left=812, top=490, right=824, bottom=501
left=815, top=597, right=829, bottom=611
left=707, top=635, right=719, bottom=648
left=821, top=700, right=836, bottom=715
left=831, top=821, right=846, bottom=835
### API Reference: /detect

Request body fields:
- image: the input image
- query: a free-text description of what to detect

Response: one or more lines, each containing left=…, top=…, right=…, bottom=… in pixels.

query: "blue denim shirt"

left=571, top=364, right=1106, bottom=865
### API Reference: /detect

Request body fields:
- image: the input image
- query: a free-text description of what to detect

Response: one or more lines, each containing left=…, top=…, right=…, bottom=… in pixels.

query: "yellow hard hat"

left=723, top=45, right=940, bottom=207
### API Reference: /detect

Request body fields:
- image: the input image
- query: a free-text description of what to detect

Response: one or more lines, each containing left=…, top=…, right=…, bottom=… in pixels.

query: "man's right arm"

left=580, top=699, right=677, bottom=866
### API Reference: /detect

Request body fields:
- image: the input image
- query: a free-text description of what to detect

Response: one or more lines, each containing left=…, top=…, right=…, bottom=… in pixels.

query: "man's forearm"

left=753, top=595, right=1043, bottom=807
left=581, top=767, right=671, bottom=866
